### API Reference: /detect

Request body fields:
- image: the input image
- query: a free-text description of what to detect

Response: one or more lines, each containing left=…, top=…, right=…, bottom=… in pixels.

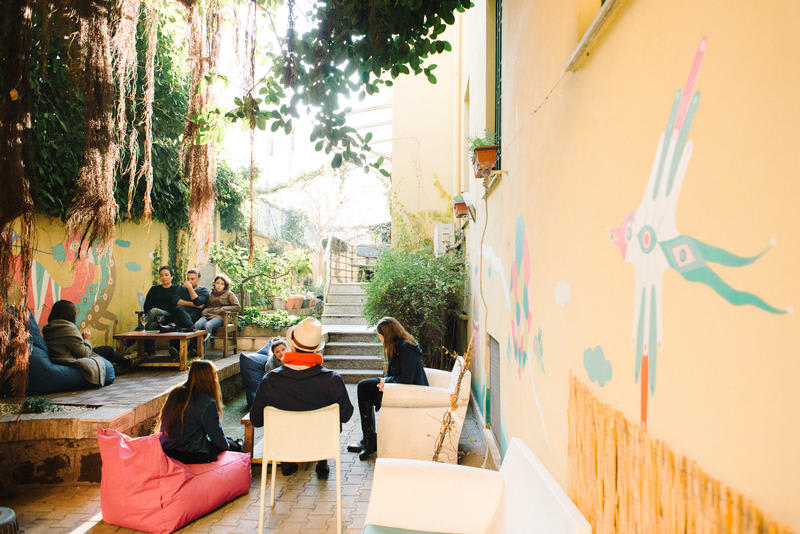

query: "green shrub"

left=238, top=308, right=304, bottom=330
left=22, top=397, right=60, bottom=414
left=363, top=248, right=466, bottom=368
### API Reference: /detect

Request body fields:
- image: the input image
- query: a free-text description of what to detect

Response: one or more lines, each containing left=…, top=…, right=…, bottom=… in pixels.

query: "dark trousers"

left=169, top=308, right=198, bottom=352
left=356, top=378, right=383, bottom=439
left=93, top=345, right=129, bottom=368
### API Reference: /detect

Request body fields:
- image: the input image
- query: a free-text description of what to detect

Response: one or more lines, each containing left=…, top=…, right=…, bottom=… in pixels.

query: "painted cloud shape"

left=583, top=346, right=613, bottom=387
left=554, top=280, right=570, bottom=307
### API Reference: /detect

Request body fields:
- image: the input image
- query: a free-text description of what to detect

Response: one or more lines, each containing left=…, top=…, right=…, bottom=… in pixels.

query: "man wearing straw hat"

left=249, top=317, right=353, bottom=479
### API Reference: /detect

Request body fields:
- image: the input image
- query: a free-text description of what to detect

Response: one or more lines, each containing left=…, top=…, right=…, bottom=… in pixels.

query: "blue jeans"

left=194, top=316, right=223, bottom=352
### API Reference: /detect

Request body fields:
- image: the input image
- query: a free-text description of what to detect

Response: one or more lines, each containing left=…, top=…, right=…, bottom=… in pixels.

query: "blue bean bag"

left=25, top=311, right=114, bottom=395
left=239, top=348, right=271, bottom=409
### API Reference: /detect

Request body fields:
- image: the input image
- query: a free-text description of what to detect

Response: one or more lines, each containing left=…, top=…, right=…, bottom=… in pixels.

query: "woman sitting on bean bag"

left=41, top=300, right=129, bottom=386
left=158, top=360, right=243, bottom=464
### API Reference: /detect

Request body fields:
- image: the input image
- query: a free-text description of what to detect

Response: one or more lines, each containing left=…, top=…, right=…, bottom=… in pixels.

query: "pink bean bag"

left=97, top=427, right=251, bottom=534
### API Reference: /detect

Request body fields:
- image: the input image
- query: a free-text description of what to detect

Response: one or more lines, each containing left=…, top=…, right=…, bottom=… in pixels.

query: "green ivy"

left=215, top=161, right=248, bottom=234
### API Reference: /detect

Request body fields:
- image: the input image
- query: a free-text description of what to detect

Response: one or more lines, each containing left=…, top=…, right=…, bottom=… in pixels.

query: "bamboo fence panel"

left=567, top=373, right=793, bottom=534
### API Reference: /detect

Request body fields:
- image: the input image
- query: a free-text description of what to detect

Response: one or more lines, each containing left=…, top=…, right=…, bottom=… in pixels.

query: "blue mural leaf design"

left=125, top=262, right=142, bottom=272
left=115, top=239, right=131, bottom=248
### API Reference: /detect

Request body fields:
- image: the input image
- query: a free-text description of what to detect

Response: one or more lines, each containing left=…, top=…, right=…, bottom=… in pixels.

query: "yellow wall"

left=395, top=0, right=800, bottom=529
left=391, top=24, right=461, bottom=237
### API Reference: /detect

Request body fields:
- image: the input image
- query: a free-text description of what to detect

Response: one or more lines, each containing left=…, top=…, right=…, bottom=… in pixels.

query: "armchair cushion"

left=365, top=458, right=503, bottom=534
left=423, top=368, right=451, bottom=389
left=381, top=383, right=451, bottom=408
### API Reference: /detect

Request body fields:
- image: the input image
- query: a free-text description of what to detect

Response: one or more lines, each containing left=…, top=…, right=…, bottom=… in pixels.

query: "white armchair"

left=377, top=356, right=471, bottom=463
left=364, top=438, right=591, bottom=534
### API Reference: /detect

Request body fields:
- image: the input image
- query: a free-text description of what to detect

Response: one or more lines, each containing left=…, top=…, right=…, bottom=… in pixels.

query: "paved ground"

left=5, top=384, right=487, bottom=533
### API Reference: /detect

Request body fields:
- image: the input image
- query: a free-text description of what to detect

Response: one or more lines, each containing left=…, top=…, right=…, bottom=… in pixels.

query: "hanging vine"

left=138, top=5, right=159, bottom=221
left=65, top=0, right=119, bottom=252
left=181, top=0, right=222, bottom=264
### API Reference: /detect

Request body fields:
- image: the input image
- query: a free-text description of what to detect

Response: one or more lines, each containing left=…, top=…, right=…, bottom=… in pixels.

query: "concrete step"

left=325, top=294, right=367, bottom=304
left=337, top=369, right=384, bottom=384
left=326, top=331, right=379, bottom=344
left=323, top=303, right=364, bottom=315
left=321, top=314, right=368, bottom=326
left=328, top=283, right=367, bottom=296
left=323, top=355, right=384, bottom=370
left=324, top=341, right=383, bottom=356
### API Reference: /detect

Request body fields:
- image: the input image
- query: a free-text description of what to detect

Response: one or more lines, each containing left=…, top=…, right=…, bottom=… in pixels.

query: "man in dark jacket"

left=249, top=317, right=353, bottom=479
left=172, top=268, right=209, bottom=355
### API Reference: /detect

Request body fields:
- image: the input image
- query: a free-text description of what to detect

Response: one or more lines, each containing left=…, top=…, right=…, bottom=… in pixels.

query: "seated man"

left=171, top=268, right=209, bottom=356
left=239, top=337, right=287, bottom=410
left=249, top=318, right=353, bottom=479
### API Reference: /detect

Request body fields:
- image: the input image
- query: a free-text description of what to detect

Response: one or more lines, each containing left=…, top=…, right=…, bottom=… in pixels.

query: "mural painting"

left=14, top=229, right=118, bottom=336
left=609, top=36, right=786, bottom=427
left=482, top=214, right=550, bottom=448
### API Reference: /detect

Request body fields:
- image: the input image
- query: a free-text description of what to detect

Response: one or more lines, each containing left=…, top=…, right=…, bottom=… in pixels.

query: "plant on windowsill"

left=467, top=130, right=499, bottom=178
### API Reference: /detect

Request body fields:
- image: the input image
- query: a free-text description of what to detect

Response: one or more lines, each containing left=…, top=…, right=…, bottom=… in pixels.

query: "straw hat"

left=286, top=317, right=324, bottom=353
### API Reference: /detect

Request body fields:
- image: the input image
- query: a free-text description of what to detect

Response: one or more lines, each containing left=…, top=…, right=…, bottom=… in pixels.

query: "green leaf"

left=331, top=153, right=343, bottom=168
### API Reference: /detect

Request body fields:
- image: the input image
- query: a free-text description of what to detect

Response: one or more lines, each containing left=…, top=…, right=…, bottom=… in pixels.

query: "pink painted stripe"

left=675, top=35, right=707, bottom=132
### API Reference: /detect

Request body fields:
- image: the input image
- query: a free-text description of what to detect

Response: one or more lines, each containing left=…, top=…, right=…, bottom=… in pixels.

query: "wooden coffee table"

left=114, top=330, right=205, bottom=371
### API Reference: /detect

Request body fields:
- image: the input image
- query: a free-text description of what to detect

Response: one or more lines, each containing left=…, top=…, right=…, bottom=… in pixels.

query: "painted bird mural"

left=609, top=36, right=786, bottom=428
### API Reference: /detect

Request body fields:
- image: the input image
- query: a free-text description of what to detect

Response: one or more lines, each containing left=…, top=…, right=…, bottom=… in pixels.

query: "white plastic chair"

left=257, top=403, right=341, bottom=534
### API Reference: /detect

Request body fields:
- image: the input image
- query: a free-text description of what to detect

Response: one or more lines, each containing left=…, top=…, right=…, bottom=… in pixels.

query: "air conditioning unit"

left=433, top=223, right=455, bottom=257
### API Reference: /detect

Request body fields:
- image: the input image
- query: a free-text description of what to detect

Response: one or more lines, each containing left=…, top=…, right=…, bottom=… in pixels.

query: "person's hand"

left=81, top=329, right=91, bottom=340
left=184, top=281, right=193, bottom=290
left=377, top=377, right=386, bottom=392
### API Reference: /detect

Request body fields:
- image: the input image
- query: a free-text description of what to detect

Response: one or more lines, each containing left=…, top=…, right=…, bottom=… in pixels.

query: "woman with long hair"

left=158, top=360, right=242, bottom=463
left=348, top=317, right=428, bottom=460
left=42, top=300, right=129, bottom=379
left=194, top=274, right=240, bottom=352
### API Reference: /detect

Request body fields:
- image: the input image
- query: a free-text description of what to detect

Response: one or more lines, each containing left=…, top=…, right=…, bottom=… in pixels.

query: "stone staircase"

left=322, top=283, right=384, bottom=383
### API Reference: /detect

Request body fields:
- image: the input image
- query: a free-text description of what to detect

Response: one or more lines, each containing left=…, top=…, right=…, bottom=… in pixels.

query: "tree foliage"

left=202, top=0, right=473, bottom=174
left=363, top=248, right=466, bottom=368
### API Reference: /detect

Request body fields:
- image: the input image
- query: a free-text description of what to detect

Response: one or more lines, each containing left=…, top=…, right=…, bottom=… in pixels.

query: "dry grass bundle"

left=0, top=0, right=35, bottom=396
left=181, top=0, right=221, bottom=264
left=432, top=342, right=472, bottom=462
left=66, top=0, right=118, bottom=252
left=567, top=374, right=793, bottom=533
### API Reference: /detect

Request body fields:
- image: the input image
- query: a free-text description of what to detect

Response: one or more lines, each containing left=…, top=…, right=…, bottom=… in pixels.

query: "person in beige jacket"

left=41, top=300, right=129, bottom=385
left=194, top=274, right=241, bottom=352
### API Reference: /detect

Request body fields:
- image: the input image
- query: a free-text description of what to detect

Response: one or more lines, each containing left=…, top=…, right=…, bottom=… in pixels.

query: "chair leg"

left=270, top=460, right=277, bottom=508
left=335, top=453, right=342, bottom=534
left=258, top=456, right=268, bottom=534
left=223, top=329, right=228, bottom=356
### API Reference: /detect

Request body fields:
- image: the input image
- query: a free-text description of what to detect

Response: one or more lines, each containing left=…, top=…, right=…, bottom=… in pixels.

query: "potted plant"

left=467, top=130, right=499, bottom=178
left=452, top=194, right=468, bottom=219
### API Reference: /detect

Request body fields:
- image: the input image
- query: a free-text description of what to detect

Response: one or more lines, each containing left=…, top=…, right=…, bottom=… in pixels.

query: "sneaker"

left=168, top=347, right=179, bottom=360
left=204, top=331, right=211, bottom=342
left=315, top=460, right=330, bottom=480
left=346, top=440, right=364, bottom=453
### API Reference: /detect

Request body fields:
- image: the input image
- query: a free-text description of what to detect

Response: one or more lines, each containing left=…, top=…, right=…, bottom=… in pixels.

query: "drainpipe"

left=456, top=10, right=463, bottom=194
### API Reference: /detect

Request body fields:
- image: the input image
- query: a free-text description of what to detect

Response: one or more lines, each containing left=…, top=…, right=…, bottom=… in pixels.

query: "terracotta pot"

left=472, top=145, right=498, bottom=177
left=453, top=202, right=468, bottom=218
left=286, top=295, right=304, bottom=309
